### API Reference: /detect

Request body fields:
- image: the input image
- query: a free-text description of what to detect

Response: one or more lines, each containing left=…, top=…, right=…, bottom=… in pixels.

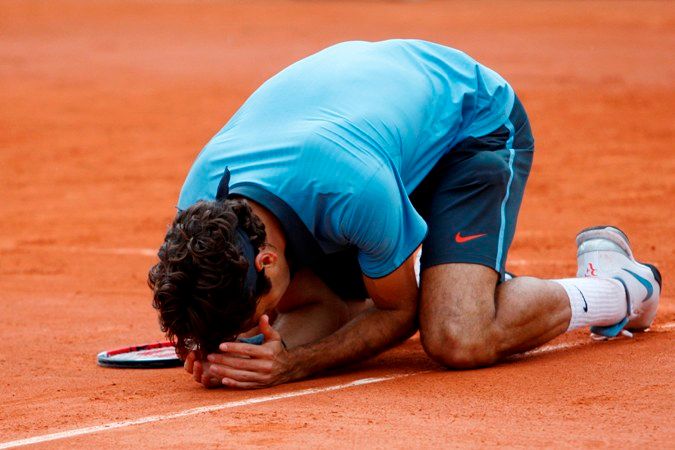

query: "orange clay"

left=0, top=0, right=673, bottom=447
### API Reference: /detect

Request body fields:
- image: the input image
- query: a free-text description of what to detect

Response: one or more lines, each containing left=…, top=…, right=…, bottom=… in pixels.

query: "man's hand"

left=207, top=315, right=295, bottom=389
left=183, top=352, right=221, bottom=389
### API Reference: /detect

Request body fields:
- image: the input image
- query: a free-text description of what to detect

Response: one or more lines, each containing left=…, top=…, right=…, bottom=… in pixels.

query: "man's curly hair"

left=148, top=199, right=271, bottom=359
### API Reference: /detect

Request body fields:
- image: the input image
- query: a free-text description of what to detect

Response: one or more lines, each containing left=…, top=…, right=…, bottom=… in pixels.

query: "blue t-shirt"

left=178, top=39, right=514, bottom=278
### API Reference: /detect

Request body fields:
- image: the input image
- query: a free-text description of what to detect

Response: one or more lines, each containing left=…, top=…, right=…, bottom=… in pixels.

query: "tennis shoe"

left=576, top=225, right=661, bottom=338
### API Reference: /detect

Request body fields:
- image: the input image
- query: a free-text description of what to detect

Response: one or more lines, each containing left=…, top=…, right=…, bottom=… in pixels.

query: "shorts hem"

left=420, top=255, right=501, bottom=274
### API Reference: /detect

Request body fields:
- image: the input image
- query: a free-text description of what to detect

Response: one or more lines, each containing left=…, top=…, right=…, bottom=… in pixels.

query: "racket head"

left=97, top=341, right=182, bottom=369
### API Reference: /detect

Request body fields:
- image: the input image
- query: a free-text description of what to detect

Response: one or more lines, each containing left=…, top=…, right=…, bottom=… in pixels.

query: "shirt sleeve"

left=340, top=170, right=427, bottom=279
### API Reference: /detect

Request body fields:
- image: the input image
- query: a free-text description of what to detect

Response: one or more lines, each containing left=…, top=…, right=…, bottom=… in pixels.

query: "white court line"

left=78, top=247, right=156, bottom=257
left=653, top=322, right=675, bottom=331
left=1, top=322, right=673, bottom=448
left=4, top=245, right=157, bottom=257
left=0, top=373, right=422, bottom=449
left=524, top=321, right=675, bottom=356
left=44, top=246, right=157, bottom=257
left=9, top=245, right=572, bottom=265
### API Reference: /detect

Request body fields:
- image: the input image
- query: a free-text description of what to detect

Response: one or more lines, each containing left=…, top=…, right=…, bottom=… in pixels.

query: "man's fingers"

left=259, top=314, right=281, bottom=342
left=191, top=360, right=222, bottom=388
left=209, top=365, right=269, bottom=383
left=201, top=374, right=222, bottom=389
left=207, top=354, right=273, bottom=372
left=218, top=342, right=274, bottom=358
left=184, top=352, right=196, bottom=374
left=193, top=360, right=203, bottom=383
left=221, top=378, right=263, bottom=390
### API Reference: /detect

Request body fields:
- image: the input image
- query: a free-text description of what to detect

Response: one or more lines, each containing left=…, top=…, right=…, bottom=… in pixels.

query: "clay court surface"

left=1, top=0, right=674, bottom=447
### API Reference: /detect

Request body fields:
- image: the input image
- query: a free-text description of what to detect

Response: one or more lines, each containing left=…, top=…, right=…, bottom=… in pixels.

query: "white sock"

left=553, top=278, right=627, bottom=332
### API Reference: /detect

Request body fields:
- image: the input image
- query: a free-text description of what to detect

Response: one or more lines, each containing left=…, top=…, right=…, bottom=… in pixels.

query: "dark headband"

left=216, top=167, right=260, bottom=298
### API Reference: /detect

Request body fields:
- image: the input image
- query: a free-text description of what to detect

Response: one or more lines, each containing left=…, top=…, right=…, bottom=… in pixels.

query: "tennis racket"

left=97, top=334, right=265, bottom=369
left=97, top=341, right=181, bottom=368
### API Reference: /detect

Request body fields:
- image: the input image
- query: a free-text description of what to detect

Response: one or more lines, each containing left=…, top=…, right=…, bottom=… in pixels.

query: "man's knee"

left=420, top=316, right=501, bottom=369
left=419, top=264, right=502, bottom=369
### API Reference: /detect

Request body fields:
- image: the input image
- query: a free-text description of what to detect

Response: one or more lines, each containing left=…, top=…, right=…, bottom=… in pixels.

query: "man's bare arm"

left=207, top=249, right=420, bottom=388
left=185, top=268, right=354, bottom=388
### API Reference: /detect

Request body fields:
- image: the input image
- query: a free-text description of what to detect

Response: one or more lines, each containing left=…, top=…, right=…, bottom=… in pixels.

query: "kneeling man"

left=148, top=40, right=661, bottom=389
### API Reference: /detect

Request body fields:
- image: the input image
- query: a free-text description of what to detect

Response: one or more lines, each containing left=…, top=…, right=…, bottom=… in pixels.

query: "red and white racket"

left=97, top=334, right=264, bottom=369
left=97, top=341, right=181, bottom=368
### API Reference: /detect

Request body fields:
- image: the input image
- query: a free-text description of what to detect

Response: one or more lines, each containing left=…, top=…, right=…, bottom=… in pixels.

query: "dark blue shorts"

left=409, top=95, right=534, bottom=281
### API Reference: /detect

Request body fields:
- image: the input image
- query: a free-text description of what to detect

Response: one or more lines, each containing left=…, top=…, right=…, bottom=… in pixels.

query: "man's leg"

left=420, top=264, right=570, bottom=367
left=419, top=227, right=662, bottom=369
left=411, top=96, right=658, bottom=367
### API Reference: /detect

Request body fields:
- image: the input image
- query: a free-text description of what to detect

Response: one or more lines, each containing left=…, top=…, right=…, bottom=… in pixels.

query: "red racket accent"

left=104, top=341, right=174, bottom=356
left=97, top=341, right=182, bottom=369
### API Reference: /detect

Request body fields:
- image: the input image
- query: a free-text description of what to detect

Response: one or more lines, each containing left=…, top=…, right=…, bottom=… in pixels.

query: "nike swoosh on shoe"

left=622, top=268, right=654, bottom=302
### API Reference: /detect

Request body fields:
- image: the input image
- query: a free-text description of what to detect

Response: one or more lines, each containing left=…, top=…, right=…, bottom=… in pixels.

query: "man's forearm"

left=285, top=305, right=417, bottom=380
left=207, top=256, right=420, bottom=389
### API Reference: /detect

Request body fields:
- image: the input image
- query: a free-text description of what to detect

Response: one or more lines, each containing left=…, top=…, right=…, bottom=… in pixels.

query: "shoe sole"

left=576, top=225, right=632, bottom=257
left=576, top=224, right=630, bottom=244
